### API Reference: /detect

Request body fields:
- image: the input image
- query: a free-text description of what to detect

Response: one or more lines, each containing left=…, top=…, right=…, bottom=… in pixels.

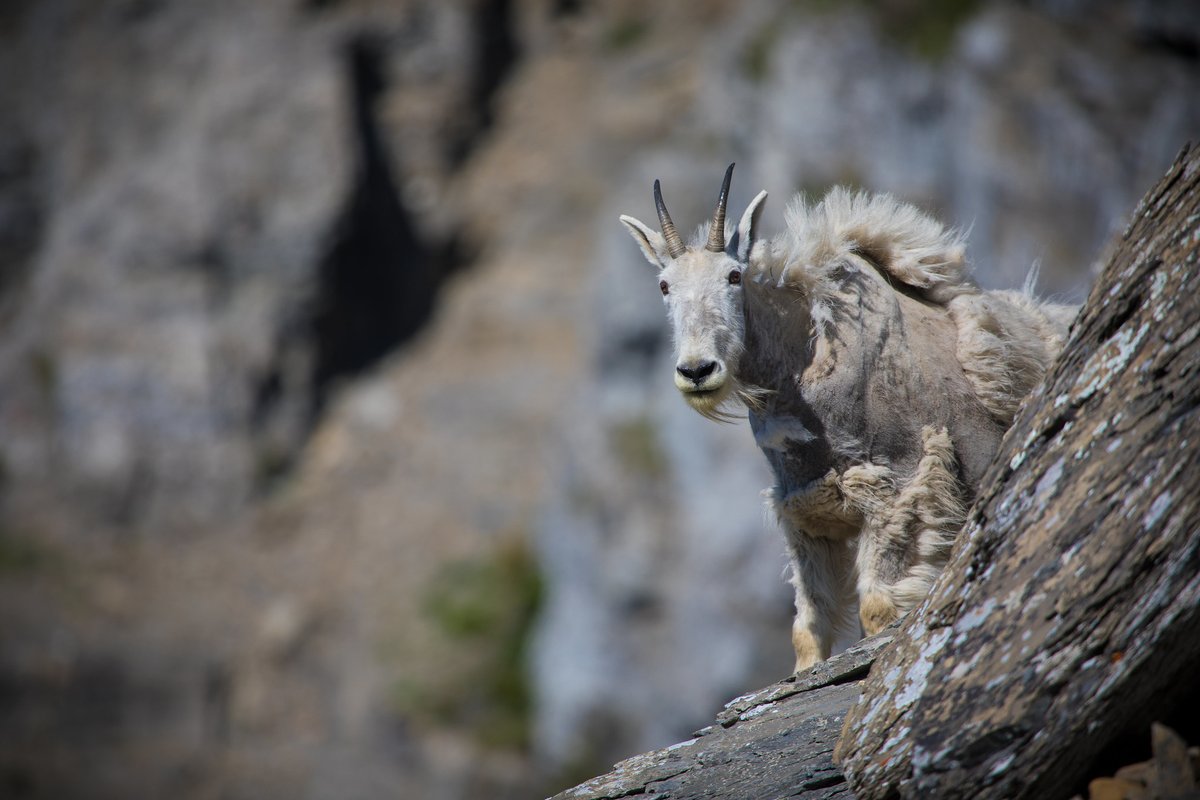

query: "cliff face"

left=0, top=1, right=1197, bottom=798
left=0, top=0, right=501, bottom=531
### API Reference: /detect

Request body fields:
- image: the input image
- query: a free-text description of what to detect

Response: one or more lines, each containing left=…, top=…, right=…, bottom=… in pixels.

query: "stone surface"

left=552, top=631, right=894, bottom=800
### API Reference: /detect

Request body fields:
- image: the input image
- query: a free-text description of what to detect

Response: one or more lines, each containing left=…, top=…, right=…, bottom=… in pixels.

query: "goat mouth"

left=679, top=381, right=734, bottom=412
left=674, top=372, right=728, bottom=395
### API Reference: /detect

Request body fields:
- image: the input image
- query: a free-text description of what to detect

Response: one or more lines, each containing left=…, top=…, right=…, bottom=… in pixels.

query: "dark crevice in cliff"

left=250, top=35, right=474, bottom=490
left=1137, top=28, right=1200, bottom=61
left=308, top=35, right=439, bottom=414
left=251, top=4, right=520, bottom=488
left=446, top=0, right=520, bottom=167
left=0, top=136, right=43, bottom=327
left=552, top=0, right=584, bottom=17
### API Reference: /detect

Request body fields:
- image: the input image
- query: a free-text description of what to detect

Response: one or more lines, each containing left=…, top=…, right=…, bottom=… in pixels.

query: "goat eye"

left=728, top=269, right=742, bottom=285
left=659, top=280, right=669, bottom=295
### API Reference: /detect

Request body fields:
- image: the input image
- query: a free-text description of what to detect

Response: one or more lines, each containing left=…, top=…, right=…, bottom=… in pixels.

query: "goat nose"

left=676, top=361, right=717, bottom=384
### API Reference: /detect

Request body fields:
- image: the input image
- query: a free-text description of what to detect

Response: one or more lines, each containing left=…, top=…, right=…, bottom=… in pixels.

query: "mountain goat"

left=620, top=164, right=1075, bottom=671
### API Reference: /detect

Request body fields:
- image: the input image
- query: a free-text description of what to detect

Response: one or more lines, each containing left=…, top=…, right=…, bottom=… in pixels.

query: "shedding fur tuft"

left=949, top=290, right=1073, bottom=424
left=760, top=188, right=971, bottom=314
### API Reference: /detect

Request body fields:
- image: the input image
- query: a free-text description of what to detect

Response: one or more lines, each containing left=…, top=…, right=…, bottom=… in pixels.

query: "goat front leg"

left=783, top=531, right=857, bottom=672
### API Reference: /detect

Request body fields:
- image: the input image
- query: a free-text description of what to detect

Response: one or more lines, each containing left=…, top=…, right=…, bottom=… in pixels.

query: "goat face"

left=658, top=248, right=745, bottom=413
left=619, top=164, right=767, bottom=418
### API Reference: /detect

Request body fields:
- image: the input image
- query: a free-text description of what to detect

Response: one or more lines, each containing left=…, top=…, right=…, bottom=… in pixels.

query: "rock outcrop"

left=552, top=631, right=892, bottom=800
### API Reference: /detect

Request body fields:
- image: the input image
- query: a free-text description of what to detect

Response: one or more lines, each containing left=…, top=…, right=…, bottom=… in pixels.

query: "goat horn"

left=654, top=179, right=687, bottom=259
left=706, top=162, right=735, bottom=253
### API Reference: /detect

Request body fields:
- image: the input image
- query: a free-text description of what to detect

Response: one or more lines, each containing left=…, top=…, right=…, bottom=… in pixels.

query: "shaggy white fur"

left=753, top=189, right=1072, bottom=428
left=948, top=290, right=1072, bottom=423
left=774, top=189, right=968, bottom=293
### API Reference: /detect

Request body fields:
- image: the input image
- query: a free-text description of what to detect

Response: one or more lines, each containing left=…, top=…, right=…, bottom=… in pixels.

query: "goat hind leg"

left=855, top=533, right=906, bottom=636
left=852, top=427, right=966, bottom=634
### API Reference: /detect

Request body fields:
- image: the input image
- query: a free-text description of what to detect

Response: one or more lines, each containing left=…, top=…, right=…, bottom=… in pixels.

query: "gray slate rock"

left=551, top=631, right=894, bottom=800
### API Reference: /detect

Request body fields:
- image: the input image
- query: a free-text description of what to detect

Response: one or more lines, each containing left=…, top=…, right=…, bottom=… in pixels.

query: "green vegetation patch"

left=797, top=0, right=981, bottom=61
left=741, top=21, right=783, bottom=83
left=878, top=0, right=981, bottom=61
left=0, top=532, right=57, bottom=575
left=397, top=537, right=544, bottom=750
left=602, top=15, right=650, bottom=53
left=28, top=349, right=57, bottom=400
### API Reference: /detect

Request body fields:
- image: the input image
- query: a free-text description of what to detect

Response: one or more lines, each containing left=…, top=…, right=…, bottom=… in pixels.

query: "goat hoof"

left=860, top=592, right=899, bottom=635
left=791, top=625, right=829, bottom=672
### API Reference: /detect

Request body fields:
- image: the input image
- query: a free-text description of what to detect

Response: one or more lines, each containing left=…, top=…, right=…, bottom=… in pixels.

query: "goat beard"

left=682, top=377, right=772, bottom=423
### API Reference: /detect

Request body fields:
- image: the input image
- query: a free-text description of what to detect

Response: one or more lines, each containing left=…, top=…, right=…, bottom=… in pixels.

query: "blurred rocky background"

left=0, top=0, right=1196, bottom=797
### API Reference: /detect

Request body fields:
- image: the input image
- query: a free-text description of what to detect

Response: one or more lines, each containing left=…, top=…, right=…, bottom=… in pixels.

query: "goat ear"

left=619, top=215, right=673, bottom=269
left=729, top=190, right=768, bottom=264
